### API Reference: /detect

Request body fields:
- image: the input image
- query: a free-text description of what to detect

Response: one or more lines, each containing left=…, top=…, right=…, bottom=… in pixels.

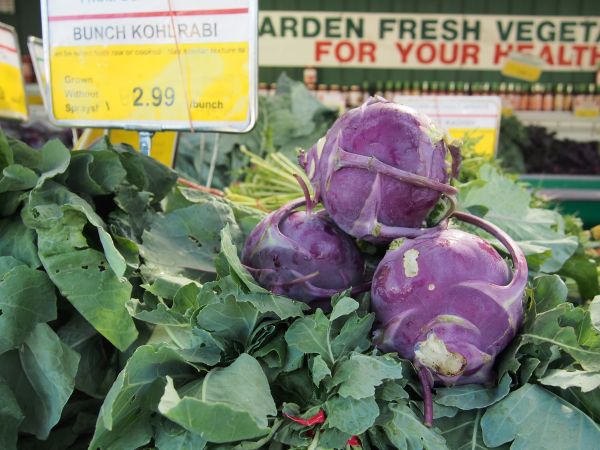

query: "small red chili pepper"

left=283, top=409, right=326, bottom=426
left=347, top=435, right=361, bottom=446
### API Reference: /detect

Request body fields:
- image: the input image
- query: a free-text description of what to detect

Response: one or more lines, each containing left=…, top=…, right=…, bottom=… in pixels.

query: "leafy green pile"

left=175, top=73, right=337, bottom=189
left=1, top=129, right=599, bottom=450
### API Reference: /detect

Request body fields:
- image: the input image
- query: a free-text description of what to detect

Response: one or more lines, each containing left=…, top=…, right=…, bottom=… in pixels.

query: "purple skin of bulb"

left=241, top=196, right=367, bottom=306
left=371, top=212, right=528, bottom=426
left=300, top=96, right=460, bottom=244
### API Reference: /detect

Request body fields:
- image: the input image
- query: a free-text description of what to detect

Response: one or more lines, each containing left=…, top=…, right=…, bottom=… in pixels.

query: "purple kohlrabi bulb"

left=241, top=198, right=367, bottom=305
left=371, top=212, right=527, bottom=426
left=300, top=96, right=460, bottom=244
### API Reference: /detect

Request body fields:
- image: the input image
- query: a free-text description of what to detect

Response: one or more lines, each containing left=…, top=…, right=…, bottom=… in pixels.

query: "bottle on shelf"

left=462, top=82, right=471, bottom=96
left=430, top=81, right=439, bottom=95
left=362, top=81, right=371, bottom=102
left=471, top=82, right=481, bottom=96
left=402, top=80, right=412, bottom=95
left=384, top=80, right=395, bottom=101
left=394, top=80, right=403, bottom=98
left=421, top=81, right=430, bottom=96
left=447, top=81, right=456, bottom=95
left=563, top=83, right=574, bottom=111
left=303, top=66, right=317, bottom=86
left=269, top=82, right=277, bottom=96
left=349, top=85, right=362, bottom=107
left=438, top=81, right=447, bottom=96
left=481, top=82, right=491, bottom=96
left=512, top=83, right=522, bottom=111
left=258, top=82, right=269, bottom=97
left=529, top=83, right=543, bottom=111
left=374, top=81, right=384, bottom=97
left=573, top=83, right=587, bottom=111
left=411, top=81, right=421, bottom=96
left=553, top=83, right=564, bottom=111
left=542, top=83, right=554, bottom=111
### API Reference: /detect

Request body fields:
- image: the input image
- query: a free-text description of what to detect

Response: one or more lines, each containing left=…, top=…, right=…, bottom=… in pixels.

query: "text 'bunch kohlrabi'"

left=242, top=96, right=528, bottom=426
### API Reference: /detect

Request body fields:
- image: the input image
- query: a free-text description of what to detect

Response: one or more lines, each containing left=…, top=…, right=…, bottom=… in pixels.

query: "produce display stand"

left=520, top=174, right=600, bottom=227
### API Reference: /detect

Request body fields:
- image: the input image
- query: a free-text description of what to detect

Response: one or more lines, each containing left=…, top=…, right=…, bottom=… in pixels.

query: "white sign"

left=393, top=96, right=502, bottom=157
left=41, top=0, right=258, bottom=132
left=259, top=11, right=600, bottom=71
left=27, top=36, right=48, bottom=108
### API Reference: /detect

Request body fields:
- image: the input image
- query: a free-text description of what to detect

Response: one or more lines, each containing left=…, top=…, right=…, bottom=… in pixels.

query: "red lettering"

left=335, top=41, right=355, bottom=63
left=558, top=45, right=571, bottom=66
left=462, top=44, right=479, bottom=64
left=516, top=44, right=534, bottom=53
left=494, top=44, right=513, bottom=64
left=539, top=45, right=554, bottom=65
left=395, top=42, right=413, bottom=63
left=359, top=42, right=376, bottom=63
left=315, top=41, right=332, bottom=62
left=416, top=43, right=436, bottom=63
left=572, top=45, right=587, bottom=65
left=590, top=46, right=600, bottom=66
left=439, top=43, right=458, bottom=64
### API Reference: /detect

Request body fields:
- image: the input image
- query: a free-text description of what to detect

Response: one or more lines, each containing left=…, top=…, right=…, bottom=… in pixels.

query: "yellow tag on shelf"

left=0, top=23, right=28, bottom=121
left=501, top=52, right=543, bottom=82
left=42, top=0, right=257, bottom=132
left=109, top=130, right=178, bottom=167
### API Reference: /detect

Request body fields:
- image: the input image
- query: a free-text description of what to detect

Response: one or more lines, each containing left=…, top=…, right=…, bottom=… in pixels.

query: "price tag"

left=392, top=95, right=502, bottom=158
left=27, top=36, right=49, bottom=108
left=0, top=23, right=28, bottom=121
left=41, top=0, right=257, bottom=132
left=501, top=52, right=543, bottom=83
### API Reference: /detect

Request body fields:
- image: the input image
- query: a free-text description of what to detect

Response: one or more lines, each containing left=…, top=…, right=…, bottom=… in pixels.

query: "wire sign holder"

left=41, top=0, right=258, bottom=157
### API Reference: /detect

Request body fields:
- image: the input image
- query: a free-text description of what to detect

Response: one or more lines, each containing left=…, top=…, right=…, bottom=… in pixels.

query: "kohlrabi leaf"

left=90, top=345, right=194, bottom=450
left=437, top=409, right=505, bottom=450
left=558, top=253, right=600, bottom=301
left=458, top=165, right=577, bottom=273
left=309, top=355, right=331, bottom=386
left=0, top=261, right=57, bottom=354
left=140, top=200, right=241, bottom=276
left=379, top=402, right=448, bottom=450
left=0, top=378, right=23, bottom=450
left=154, top=418, right=207, bottom=450
left=324, top=396, right=379, bottom=435
left=0, top=324, right=79, bottom=440
left=158, top=354, right=276, bottom=443
left=332, top=353, right=403, bottom=399
left=0, top=216, right=40, bottom=268
left=434, top=374, right=512, bottom=410
left=590, top=296, right=600, bottom=332
left=539, top=369, right=600, bottom=393
left=481, top=384, right=600, bottom=450
left=285, top=309, right=334, bottom=365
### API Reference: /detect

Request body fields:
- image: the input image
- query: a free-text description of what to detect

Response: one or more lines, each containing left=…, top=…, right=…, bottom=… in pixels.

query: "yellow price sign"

left=0, top=23, right=28, bottom=121
left=41, top=0, right=257, bottom=133
left=501, top=52, right=544, bottom=83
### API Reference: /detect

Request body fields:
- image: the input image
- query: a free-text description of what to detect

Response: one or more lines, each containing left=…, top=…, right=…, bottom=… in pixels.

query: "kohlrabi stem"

left=294, top=173, right=314, bottom=215
left=336, top=147, right=458, bottom=197
left=448, top=143, right=462, bottom=179
left=418, top=367, right=434, bottom=427
left=452, top=211, right=527, bottom=292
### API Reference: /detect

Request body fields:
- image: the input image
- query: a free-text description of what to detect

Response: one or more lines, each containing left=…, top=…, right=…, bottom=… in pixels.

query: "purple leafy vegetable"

left=371, top=212, right=528, bottom=426
left=300, top=96, right=460, bottom=243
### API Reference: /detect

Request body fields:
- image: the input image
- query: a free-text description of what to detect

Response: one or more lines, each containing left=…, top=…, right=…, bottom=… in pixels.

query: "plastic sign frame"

left=0, top=22, right=28, bottom=121
left=27, top=36, right=49, bottom=108
left=40, top=0, right=258, bottom=133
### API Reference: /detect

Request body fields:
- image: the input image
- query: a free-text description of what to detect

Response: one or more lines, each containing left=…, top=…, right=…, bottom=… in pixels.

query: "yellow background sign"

left=0, top=23, right=28, bottom=121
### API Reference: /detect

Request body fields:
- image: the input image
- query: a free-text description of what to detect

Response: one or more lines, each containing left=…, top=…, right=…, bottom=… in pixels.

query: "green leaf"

left=325, top=396, right=379, bottom=435
left=309, top=355, right=331, bottom=386
left=37, top=139, right=71, bottom=186
left=522, top=303, right=600, bottom=371
left=24, top=184, right=137, bottom=350
left=197, top=299, right=259, bottom=346
left=285, top=309, right=334, bottom=364
left=0, top=164, right=38, bottom=192
left=158, top=354, right=276, bottom=443
left=219, top=225, right=264, bottom=292
left=434, top=374, right=512, bottom=410
left=533, top=275, right=568, bottom=313
left=481, top=384, right=600, bottom=449
left=437, top=409, right=503, bottom=450
left=0, top=131, right=14, bottom=170
left=0, top=324, right=79, bottom=440
left=539, top=369, right=600, bottom=393
left=591, top=296, right=600, bottom=332
left=331, top=313, right=375, bottom=359
left=379, top=402, right=448, bottom=450
left=559, top=254, right=600, bottom=301
left=0, top=216, right=40, bottom=268
left=330, top=296, right=359, bottom=321
left=140, top=200, right=241, bottom=276
left=90, top=345, right=193, bottom=450
left=154, top=418, right=207, bottom=450
left=0, top=263, right=57, bottom=354
left=66, top=151, right=127, bottom=195
left=0, top=378, right=23, bottom=450
left=332, top=353, right=403, bottom=399
left=458, top=165, right=577, bottom=273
